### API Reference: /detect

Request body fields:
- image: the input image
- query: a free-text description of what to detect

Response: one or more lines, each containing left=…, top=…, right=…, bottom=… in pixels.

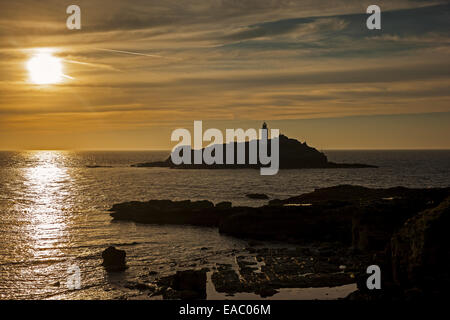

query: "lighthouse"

left=262, top=121, right=268, bottom=130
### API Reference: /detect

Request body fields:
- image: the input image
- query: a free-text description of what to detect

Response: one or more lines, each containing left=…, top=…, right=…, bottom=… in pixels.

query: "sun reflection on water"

left=20, top=151, right=73, bottom=259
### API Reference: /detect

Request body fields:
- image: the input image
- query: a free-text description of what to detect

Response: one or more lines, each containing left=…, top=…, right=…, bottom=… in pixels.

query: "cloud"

left=0, top=0, right=449, bottom=149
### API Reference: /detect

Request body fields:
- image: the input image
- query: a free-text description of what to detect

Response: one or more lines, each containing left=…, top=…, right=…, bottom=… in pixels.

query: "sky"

left=0, top=0, right=449, bottom=150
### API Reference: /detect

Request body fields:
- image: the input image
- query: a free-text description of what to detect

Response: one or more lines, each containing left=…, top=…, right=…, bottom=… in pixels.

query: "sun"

left=26, top=50, right=63, bottom=85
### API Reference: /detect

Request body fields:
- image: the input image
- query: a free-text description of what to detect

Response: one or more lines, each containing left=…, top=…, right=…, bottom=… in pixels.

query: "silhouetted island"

left=132, top=125, right=376, bottom=169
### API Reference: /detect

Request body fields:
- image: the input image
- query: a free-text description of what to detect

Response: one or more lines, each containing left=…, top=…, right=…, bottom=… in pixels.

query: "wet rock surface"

left=210, top=245, right=370, bottom=298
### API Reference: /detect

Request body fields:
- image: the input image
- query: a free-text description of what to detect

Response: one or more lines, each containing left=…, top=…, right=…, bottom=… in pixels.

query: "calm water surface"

left=0, top=150, right=449, bottom=299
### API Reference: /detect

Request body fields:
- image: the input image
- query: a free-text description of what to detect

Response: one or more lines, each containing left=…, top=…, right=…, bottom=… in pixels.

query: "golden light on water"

left=21, top=151, right=71, bottom=259
left=26, top=49, right=64, bottom=85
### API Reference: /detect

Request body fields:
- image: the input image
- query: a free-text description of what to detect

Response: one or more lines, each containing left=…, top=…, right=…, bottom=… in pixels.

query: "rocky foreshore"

left=108, top=185, right=450, bottom=300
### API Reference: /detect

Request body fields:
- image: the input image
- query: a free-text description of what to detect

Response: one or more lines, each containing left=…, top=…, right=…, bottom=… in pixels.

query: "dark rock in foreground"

left=348, top=196, right=450, bottom=301
left=211, top=246, right=364, bottom=298
left=109, top=185, right=449, bottom=247
left=157, top=270, right=207, bottom=300
left=131, top=134, right=376, bottom=169
left=102, top=246, right=127, bottom=272
left=109, top=199, right=221, bottom=227
left=391, top=196, right=450, bottom=295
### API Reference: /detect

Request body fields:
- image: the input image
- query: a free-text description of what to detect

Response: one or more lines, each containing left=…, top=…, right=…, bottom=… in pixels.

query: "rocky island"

left=132, top=125, right=376, bottom=169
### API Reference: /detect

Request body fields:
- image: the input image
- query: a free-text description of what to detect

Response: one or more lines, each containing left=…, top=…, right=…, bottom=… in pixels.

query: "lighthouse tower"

left=262, top=121, right=268, bottom=130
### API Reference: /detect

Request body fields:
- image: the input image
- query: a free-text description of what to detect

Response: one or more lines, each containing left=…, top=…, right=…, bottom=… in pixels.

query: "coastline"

left=107, top=185, right=450, bottom=300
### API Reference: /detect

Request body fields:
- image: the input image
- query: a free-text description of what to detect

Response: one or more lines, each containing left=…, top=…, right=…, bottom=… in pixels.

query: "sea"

left=0, top=150, right=449, bottom=299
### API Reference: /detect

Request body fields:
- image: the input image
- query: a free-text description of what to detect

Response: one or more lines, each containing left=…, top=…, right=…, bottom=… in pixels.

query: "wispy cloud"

left=0, top=0, right=449, bottom=149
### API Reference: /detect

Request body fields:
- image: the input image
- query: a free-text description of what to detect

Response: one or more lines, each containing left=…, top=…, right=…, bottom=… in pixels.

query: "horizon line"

left=1, top=148, right=450, bottom=152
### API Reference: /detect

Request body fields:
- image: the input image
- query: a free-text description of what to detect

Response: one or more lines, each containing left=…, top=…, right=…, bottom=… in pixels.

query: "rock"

left=347, top=194, right=450, bottom=300
left=125, top=281, right=154, bottom=291
left=109, top=186, right=449, bottom=246
left=246, top=193, right=269, bottom=200
left=216, top=201, right=232, bottom=209
left=390, top=196, right=450, bottom=294
left=256, top=287, right=279, bottom=298
left=159, top=270, right=207, bottom=300
left=109, top=199, right=220, bottom=227
left=101, top=246, right=127, bottom=272
left=403, top=287, right=424, bottom=301
left=352, top=199, right=430, bottom=251
left=268, top=199, right=283, bottom=206
left=348, top=186, right=449, bottom=251
left=218, top=204, right=355, bottom=243
left=247, top=240, right=262, bottom=247
left=211, top=268, right=242, bottom=293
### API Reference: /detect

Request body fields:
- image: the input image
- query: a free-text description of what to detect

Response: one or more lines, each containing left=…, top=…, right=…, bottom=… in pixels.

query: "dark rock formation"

left=211, top=246, right=361, bottom=298
left=215, top=201, right=232, bottom=209
left=157, top=270, right=207, bottom=300
left=109, top=199, right=224, bottom=227
left=390, top=196, right=450, bottom=295
left=348, top=195, right=450, bottom=301
left=109, top=185, right=449, bottom=246
left=131, top=134, right=376, bottom=169
left=101, top=246, right=127, bottom=272
left=246, top=193, right=269, bottom=200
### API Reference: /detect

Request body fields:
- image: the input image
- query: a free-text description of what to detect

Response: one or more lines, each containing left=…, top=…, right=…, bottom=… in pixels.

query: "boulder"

left=101, top=246, right=127, bottom=272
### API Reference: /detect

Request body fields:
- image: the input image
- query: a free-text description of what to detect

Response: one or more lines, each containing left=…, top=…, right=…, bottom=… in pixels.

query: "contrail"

left=64, top=59, right=121, bottom=71
left=94, top=48, right=169, bottom=59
